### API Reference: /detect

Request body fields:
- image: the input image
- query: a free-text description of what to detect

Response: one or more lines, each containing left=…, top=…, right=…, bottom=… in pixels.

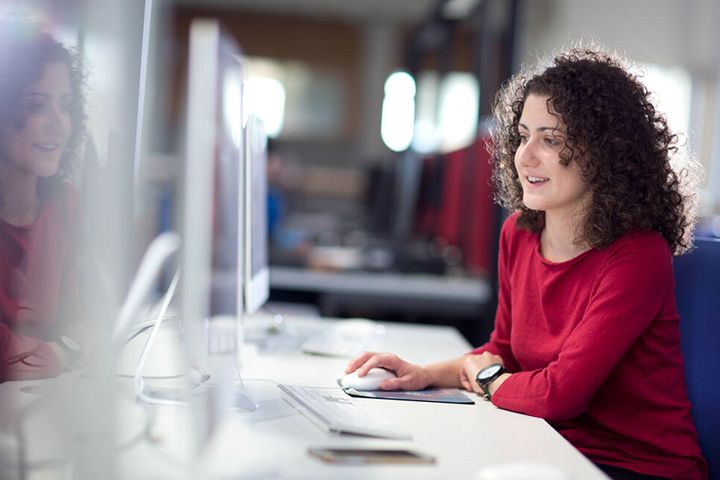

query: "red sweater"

left=473, top=213, right=707, bottom=479
left=0, top=182, right=76, bottom=381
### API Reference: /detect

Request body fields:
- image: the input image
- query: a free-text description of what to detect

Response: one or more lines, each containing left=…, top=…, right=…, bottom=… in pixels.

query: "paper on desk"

left=343, top=387, right=475, bottom=404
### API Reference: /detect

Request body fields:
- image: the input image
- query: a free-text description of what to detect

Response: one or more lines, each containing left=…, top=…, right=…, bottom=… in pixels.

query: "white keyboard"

left=301, top=333, right=379, bottom=358
left=278, top=384, right=410, bottom=440
left=300, top=318, right=385, bottom=358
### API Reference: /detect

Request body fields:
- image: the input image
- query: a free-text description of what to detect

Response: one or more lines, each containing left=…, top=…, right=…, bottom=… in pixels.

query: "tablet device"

left=344, top=387, right=474, bottom=404
left=308, top=448, right=435, bottom=465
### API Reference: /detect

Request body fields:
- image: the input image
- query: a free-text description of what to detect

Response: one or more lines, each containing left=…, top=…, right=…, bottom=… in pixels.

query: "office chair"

left=674, top=236, right=720, bottom=480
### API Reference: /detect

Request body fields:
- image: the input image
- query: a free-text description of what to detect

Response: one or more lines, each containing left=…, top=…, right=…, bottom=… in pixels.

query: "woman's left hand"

left=459, top=351, right=504, bottom=394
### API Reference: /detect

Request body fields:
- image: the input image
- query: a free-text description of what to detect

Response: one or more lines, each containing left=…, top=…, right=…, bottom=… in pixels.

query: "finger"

left=460, top=366, right=480, bottom=394
left=345, top=351, right=377, bottom=373
left=458, top=369, right=471, bottom=391
left=466, top=372, right=483, bottom=394
left=379, top=377, right=404, bottom=391
left=356, top=353, right=401, bottom=376
left=381, top=372, right=420, bottom=391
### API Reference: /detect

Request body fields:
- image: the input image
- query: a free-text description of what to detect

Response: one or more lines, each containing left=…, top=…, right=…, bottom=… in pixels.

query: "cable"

left=133, top=270, right=193, bottom=407
left=123, top=313, right=180, bottom=345
left=113, top=231, right=180, bottom=350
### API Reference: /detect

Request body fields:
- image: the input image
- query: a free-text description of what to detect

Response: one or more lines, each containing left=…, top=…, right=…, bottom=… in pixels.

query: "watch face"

left=477, top=363, right=502, bottom=382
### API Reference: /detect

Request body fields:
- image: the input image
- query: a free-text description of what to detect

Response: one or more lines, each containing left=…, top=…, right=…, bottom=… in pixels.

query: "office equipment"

left=112, top=231, right=181, bottom=350
left=278, top=384, right=411, bottom=440
left=117, top=314, right=188, bottom=378
left=308, top=447, right=435, bottom=465
left=3, top=317, right=611, bottom=479
left=301, top=331, right=380, bottom=358
left=179, top=18, right=252, bottom=453
left=344, top=387, right=474, bottom=404
left=132, top=268, right=180, bottom=399
left=243, top=114, right=270, bottom=314
left=338, top=368, right=397, bottom=391
left=674, top=237, right=720, bottom=480
left=300, top=318, right=384, bottom=357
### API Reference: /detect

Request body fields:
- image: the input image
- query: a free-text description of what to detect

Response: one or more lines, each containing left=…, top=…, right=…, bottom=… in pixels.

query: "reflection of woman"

left=0, top=24, right=85, bottom=381
left=348, top=48, right=706, bottom=479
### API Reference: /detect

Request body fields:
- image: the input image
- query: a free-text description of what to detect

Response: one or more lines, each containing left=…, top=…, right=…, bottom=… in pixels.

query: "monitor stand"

left=132, top=281, right=258, bottom=413
left=231, top=381, right=259, bottom=412
left=139, top=379, right=259, bottom=412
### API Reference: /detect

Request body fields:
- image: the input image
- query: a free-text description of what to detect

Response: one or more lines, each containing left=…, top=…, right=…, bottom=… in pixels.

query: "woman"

left=347, top=48, right=707, bottom=480
left=0, top=23, right=85, bottom=381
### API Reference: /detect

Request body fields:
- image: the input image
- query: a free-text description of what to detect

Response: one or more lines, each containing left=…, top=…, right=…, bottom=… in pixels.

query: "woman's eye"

left=545, top=137, right=562, bottom=147
left=24, top=101, right=46, bottom=113
left=518, top=134, right=528, bottom=144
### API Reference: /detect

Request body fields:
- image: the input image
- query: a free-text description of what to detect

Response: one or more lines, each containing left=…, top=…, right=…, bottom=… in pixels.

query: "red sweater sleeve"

left=1, top=325, right=63, bottom=381
left=491, top=233, right=673, bottom=422
left=470, top=217, right=521, bottom=372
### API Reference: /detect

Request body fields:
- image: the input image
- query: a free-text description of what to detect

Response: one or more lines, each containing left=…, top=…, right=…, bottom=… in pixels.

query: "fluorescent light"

left=442, top=0, right=481, bottom=19
left=381, top=71, right=416, bottom=152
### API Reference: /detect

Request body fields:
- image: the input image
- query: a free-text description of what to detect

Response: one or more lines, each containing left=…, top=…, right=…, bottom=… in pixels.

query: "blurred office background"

left=132, top=0, right=720, bottom=345
left=5, top=0, right=720, bottom=346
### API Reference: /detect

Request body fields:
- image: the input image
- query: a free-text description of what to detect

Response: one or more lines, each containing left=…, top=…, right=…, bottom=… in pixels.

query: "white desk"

left=1, top=317, right=609, bottom=480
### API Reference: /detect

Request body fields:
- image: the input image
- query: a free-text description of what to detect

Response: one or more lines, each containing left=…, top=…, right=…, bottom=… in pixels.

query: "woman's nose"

left=44, top=106, right=69, bottom=137
left=516, top=139, right=539, bottom=167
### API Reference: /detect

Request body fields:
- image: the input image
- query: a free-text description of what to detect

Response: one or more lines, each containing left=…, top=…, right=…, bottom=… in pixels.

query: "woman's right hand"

left=345, top=352, right=431, bottom=391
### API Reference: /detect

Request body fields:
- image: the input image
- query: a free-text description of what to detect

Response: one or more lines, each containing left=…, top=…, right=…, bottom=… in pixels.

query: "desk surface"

left=2, top=316, right=608, bottom=480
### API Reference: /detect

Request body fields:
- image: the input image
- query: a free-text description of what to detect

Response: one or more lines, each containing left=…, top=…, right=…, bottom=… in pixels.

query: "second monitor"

left=243, top=114, right=269, bottom=315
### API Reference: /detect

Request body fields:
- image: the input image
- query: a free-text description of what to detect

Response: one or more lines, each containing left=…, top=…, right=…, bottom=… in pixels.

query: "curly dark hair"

left=490, top=47, right=698, bottom=255
left=0, top=22, right=86, bottom=199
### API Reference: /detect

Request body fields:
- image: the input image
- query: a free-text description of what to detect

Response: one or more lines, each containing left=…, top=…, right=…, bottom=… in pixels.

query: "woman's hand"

left=459, top=351, right=504, bottom=394
left=345, top=352, right=431, bottom=391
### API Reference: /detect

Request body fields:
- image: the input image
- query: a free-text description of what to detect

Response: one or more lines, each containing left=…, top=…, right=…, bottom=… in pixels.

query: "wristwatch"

left=475, top=363, right=505, bottom=401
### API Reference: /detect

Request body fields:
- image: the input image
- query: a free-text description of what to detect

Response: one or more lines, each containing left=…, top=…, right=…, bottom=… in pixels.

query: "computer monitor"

left=243, top=115, right=270, bottom=314
left=180, top=18, right=252, bottom=452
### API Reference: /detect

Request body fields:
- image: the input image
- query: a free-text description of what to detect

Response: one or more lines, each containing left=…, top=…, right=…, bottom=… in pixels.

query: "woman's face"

left=514, top=93, right=590, bottom=219
left=0, top=62, right=73, bottom=179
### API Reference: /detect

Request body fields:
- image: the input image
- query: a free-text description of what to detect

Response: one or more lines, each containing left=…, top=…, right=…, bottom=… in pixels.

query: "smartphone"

left=308, top=447, right=435, bottom=465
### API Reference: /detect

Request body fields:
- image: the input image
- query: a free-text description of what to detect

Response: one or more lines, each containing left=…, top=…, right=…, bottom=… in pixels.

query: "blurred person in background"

left=266, top=138, right=285, bottom=245
left=265, top=139, right=312, bottom=265
left=0, top=22, right=85, bottom=381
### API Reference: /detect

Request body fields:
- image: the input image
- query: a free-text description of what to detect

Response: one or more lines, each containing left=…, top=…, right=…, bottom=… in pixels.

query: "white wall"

left=516, top=0, right=720, bottom=215
left=516, top=0, right=717, bottom=70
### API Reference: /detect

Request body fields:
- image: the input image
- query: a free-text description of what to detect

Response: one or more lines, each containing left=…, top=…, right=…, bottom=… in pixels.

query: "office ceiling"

left=173, top=0, right=440, bottom=23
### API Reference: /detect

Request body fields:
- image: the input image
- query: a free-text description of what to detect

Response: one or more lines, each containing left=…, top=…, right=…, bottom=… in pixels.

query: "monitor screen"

left=243, top=115, right=269, bottom=314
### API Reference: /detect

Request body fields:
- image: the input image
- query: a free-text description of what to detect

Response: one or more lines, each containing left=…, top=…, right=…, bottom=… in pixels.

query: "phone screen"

left=308, top=448, right=435, bottom=465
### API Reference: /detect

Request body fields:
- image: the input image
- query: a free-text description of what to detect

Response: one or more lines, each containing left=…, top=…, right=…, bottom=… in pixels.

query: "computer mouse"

left=338, top=368, right=397, bottom=391
left=474, top=462, right=570, bottom=480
